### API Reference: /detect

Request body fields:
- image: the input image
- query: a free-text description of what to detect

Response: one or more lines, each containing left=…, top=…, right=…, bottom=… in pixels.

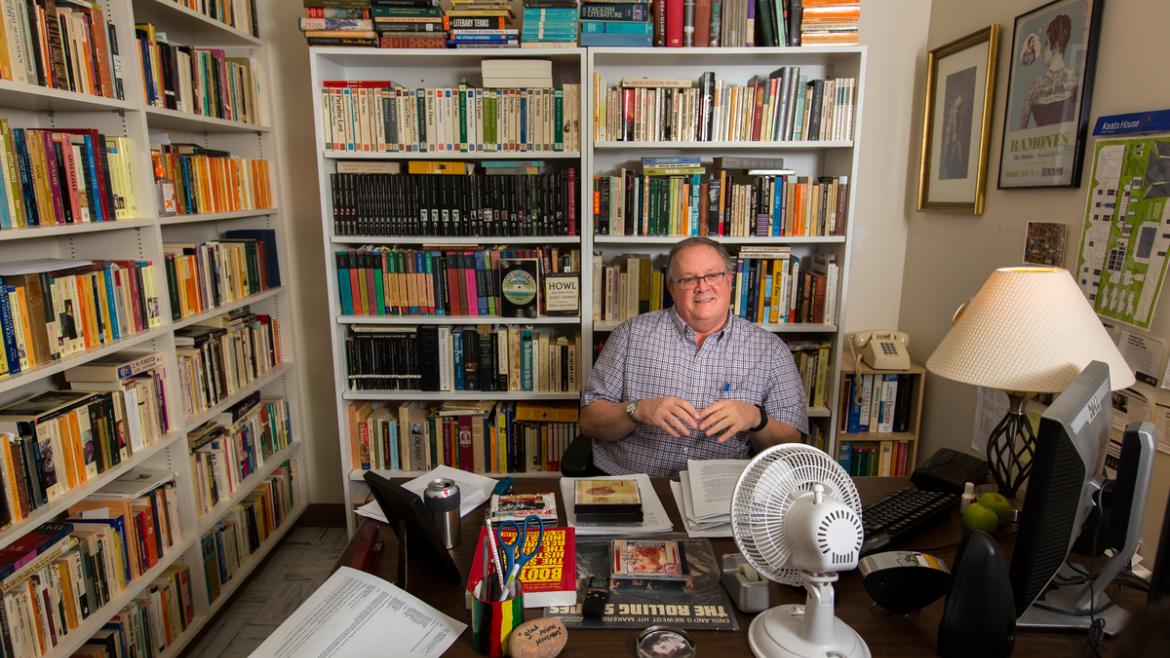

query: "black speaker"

left=1151, top=487, right=1170, bottom=602
left=938, top=530, right=1015, bottom=658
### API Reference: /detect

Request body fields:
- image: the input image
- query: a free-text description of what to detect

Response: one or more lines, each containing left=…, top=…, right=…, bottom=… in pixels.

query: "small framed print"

left=543, top=272, right=580, bottom=316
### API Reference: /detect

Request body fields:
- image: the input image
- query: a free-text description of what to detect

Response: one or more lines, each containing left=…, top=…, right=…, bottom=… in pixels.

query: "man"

left=580, top=237, right=808, bottom=477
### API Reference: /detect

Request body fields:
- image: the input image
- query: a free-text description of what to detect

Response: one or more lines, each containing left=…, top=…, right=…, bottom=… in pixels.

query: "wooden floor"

left=180, top=526, right=349, bottom=658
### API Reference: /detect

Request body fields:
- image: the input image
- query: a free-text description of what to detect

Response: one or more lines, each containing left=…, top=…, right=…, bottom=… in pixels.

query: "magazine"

left=611, top=539, right=688, bottom=581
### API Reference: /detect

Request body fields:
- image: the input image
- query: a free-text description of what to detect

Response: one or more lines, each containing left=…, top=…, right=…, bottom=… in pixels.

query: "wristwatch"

left=749, top=404, right=769, bottom=433
left=625, top=400, right=638, bottom=421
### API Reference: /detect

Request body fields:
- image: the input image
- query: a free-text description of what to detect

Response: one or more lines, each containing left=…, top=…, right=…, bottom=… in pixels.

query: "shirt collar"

left=668, top=307, right=733, bottom=343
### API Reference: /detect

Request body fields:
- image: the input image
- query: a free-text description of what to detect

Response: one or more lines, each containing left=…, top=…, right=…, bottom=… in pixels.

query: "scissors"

left=496, top=514, right=544, bottom=587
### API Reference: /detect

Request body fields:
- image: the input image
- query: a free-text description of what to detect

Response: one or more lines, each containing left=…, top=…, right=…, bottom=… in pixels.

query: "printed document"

left=249, top=567, right=465, bottom=658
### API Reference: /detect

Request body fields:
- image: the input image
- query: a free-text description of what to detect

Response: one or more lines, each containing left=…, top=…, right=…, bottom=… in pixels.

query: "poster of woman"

left=999, top=0, right=1103, bottom=188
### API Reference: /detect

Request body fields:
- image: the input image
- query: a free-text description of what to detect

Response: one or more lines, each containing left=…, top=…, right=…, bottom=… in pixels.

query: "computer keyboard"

left=860, top=487, right=960, bottom=555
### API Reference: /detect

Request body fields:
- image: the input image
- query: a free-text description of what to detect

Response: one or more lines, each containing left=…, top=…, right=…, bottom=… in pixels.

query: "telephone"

left=852, top=330, right=911, bottom=371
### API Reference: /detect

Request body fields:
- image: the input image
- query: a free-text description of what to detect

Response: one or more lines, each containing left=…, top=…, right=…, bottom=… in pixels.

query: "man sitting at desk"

left=580, top=237, right=808, bottom=477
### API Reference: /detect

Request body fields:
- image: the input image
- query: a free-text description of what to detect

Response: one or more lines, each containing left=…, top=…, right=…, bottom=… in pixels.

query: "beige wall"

left=902, top=0, right=1170, bottom=560
left=262, top=4, right=932, bottom=505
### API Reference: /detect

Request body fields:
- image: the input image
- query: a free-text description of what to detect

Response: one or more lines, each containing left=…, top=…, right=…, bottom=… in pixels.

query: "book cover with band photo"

left=545, top=534, right=738, bottom=630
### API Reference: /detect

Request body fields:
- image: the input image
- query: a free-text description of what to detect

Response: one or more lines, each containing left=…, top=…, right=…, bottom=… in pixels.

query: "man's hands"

left=632, top=397, right=763, bottom=442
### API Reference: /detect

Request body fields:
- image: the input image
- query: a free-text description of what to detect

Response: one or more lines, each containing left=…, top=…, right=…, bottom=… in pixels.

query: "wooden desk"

left=338, top=477, right=1114, bottom=656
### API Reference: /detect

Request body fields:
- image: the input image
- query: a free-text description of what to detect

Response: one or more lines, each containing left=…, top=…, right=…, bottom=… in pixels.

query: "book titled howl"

left=498, top=258, right=540, bottom=318
left=574, top=479, right=643, bottom=524
left=467, top=525, right=576, bottom=608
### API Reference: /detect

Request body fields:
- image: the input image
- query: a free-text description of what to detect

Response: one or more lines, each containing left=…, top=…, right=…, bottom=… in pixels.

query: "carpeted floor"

left=181, top=526, right=349, bottom=658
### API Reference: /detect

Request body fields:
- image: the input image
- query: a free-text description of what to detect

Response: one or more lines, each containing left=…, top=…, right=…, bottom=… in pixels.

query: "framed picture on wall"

left=998, top=0, right=1103, bottom=188
left=917, top=25, right=1001, bottom=214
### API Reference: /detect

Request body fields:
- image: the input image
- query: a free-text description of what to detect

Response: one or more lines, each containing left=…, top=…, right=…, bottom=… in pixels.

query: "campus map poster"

left=1075, top=135, right=1170, bottom=329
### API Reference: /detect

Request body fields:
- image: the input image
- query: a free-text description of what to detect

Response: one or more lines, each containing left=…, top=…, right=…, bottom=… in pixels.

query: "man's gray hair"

left=666, top=236, right=735, bottom=280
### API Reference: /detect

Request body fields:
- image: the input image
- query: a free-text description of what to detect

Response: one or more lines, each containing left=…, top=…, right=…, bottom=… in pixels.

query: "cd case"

left=574, top=479, right=644, bottom=524
left=611, top=539, right=688, bottom=581
left=489, top=492, right=558, bottom=523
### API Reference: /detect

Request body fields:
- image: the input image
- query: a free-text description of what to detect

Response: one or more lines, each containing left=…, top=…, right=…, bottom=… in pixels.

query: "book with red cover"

left=467, top=525, right=576, bottom=608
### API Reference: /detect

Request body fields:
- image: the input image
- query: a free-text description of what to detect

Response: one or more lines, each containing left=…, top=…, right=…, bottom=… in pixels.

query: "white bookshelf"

left=0, top=1, right=307, bottom=656
left=310, top=45, right=865, bottom=537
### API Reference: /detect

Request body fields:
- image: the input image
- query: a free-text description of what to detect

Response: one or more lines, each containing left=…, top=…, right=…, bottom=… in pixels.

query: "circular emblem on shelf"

left=502, top=269, right=538, bottom=305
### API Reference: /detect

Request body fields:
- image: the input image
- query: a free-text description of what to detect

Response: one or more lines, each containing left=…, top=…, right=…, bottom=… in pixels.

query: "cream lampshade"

left=927, top=267, right=1134, bottom=497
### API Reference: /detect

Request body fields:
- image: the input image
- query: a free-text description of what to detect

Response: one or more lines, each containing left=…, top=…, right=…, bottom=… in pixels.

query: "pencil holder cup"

left=471, top=579, right=524, bottom=657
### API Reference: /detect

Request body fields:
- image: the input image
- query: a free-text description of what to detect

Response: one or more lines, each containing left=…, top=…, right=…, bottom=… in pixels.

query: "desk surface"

left=338, top=477, right=1115, bottom=656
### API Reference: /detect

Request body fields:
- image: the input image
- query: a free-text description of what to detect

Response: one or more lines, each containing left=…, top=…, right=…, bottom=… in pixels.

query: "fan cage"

left=731, top=444, right=863, bottom=586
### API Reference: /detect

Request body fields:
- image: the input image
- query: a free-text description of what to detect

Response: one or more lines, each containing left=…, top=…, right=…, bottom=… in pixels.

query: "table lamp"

left=926, top=267, right=1134, bottom=499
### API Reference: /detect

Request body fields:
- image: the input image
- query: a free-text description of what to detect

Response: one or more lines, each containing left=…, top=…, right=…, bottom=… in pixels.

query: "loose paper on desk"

left=356, top=465, right=496, bottom=523
left=670, top=459, right=747, bottom=537
left=561, top=474, right=673, bottom=535
left=248, top=566, right=465, bottom=658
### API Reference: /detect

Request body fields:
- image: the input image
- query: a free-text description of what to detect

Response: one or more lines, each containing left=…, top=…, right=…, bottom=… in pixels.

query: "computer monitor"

left=1010, top=360, right=1157, bottom=635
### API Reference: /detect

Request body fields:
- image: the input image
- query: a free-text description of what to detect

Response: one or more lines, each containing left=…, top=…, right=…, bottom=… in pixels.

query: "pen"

left=722, top=382, right=731, bottom=398
left=485, top=517, right=506, bottom=596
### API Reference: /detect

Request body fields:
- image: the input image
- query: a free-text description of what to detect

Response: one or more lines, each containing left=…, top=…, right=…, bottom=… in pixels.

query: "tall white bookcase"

left=0, top=1, right=307, bottom=656
left=308, top=46, right=865, bottom=536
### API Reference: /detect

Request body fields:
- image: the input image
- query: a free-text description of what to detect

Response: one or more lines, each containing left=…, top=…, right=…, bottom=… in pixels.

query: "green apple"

left=978, top=492, right=1013, bottom=524
left=962, top=502, right=1000, bottom=533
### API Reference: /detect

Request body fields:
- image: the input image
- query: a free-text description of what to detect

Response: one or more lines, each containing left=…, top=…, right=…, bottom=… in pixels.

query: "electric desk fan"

left=731, top=444, right=870, bottom=658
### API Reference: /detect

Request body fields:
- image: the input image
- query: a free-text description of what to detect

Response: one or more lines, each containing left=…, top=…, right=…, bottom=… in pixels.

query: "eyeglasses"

left=672, top=271, right=729, bottom=290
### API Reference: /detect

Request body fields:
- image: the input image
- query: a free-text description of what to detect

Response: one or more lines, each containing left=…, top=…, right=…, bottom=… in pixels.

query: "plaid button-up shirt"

left=582, top=308, right=809, bottom=477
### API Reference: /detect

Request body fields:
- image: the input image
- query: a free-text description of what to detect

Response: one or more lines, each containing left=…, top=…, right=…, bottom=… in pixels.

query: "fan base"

left=748, top=605, right=871, bottom=658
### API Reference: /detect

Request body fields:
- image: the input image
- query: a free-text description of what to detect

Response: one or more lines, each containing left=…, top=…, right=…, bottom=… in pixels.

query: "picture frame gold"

left=917, top=25, right=1001, bottom=214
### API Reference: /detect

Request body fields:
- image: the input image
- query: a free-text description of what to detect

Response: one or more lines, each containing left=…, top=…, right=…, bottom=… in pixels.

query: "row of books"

left=840, top=373, right=917, bottom=434
left=0, top=259, right=163, bottom=373
left=0, top=0, right=125, bottom=99
left=0, top=122, right=138, bottom=229
left=345, top=325, right=580, bottom=393
left=150, top=143, right=275, bottom=216
left=525, top=2, right=579, bottom=48
left=331, top=165, right=579, bottom=237
left=201, top=465, right=294, bottom=603
left=593, top=72, right=856, bottom=143
left=135, top=24, right=269, bottom=125
left=163, top=228, right=282, bottom=321
left=837, top=440, right=913, bottom=478
left=349, top=401, right=578, bottom=474
left=0, top=471, right=182, bottom=658
left=593, top=166, right=849, bottom=238
left=300, top=0, right=443, bottom=48
left=72, top=563, right=194, bottom=658
left=0, top=359, right=169, bottom=527
left=188, top=394, right=291, bottom=516
left=320, top=81, right=582, bottom=153
left=335, top=245, right=580, bottom=317
left=788, top=339, right=831, bottom=410
left=174, top=308, right=283, bottom=421
left=173, top=0, right=260, bottom=37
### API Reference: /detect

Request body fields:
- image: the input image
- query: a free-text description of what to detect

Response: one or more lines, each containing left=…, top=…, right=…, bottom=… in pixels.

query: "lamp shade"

left=927, top=267, right=1134, bottom=393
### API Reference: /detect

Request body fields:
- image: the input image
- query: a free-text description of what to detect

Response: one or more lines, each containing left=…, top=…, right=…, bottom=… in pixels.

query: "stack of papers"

left=561, top=473, right=674, bottom=535
left=356, top=465, right=497, bottom=522
left=669, top=459, right=749, bottom=538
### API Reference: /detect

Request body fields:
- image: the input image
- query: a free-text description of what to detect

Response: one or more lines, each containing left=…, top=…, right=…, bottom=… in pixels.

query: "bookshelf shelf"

left=0, top=78, right=135, bottom=113
left=0, top=2, right=308, bottom=652
left=330, top=235, right=581, bottom=245
left=196, top=439, right=303, bottom=536
left=835, top=362, right=925, bottom=476
left=156, top=498, right=310, bottom=658
left=312, top=46, right=584, bottom=65
left=593, top=140, right=853, bottom=150
left=0, top=325, right=171, bottom=397
left=42, top=532, right=198, bottom=658
left=343, top=391, right=581, bottom=402
left=323, top=150, right=582, bottom=160
left=0, top=430, right=183, bottom=549
left=338, top=314, right=581, bottom=325
left=184, top=363, right=294, bottom=431
left=133, top=0, right=263, bottom=46
left=592, top=235, right=846, bottom=245
left=158, top=208, right=279, bottom=225
left=144, top=106, right=271, bottom=133
left=808, top=407, right=832, bottom=418
left=172, top=286, right=284, bottom=331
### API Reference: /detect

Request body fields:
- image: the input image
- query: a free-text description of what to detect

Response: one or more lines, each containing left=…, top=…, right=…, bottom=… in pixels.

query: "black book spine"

left=808, top=79, right=824, bottom=141
left=463, top=328, right=478, bottom=390
left=478, top=331, right=493, bottom=392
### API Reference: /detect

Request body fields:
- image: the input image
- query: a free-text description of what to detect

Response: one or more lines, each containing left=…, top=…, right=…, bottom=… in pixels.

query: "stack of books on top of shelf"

left=799, top=0, right=860, bottom=45
left=0, top=120, right=139, bottom=229
left=0, top=0, right=126, bottom=99
left=447, top=0, right=519, bottom=48
left=521, top=0, right=579, bottom=48
left=580, top=1, right=651, bottom=47
left=301, top=0, right=378, bottom=46
left=377, top=0, right=446, bottom=48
